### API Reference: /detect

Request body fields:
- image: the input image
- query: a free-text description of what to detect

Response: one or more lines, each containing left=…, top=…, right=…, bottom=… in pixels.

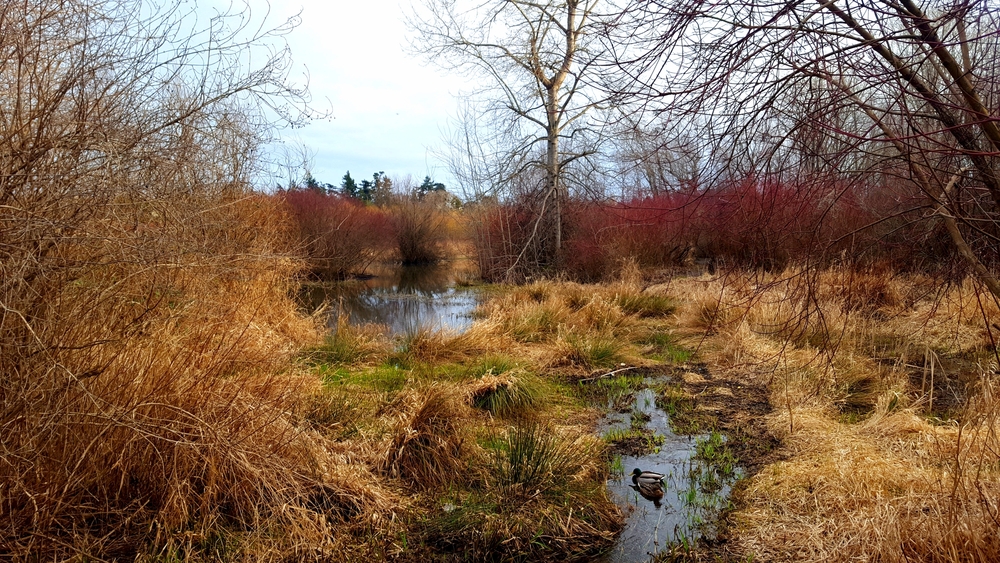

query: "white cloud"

left=263, top=0, right=472, bottom=189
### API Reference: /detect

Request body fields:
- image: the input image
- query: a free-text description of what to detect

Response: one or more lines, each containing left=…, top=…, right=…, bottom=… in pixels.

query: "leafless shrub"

left=0, top=1, right=384, bottom=558
left=390, top=194, right=453, bottom=265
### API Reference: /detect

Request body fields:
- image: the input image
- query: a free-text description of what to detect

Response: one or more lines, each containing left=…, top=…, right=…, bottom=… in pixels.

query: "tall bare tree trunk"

left=547, top=91, right=562, bottom=263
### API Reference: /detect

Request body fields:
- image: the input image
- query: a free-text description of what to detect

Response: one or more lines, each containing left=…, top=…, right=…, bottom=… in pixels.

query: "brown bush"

left=281, top=188, right=394, bottom=278
left=0, top=1, right=384, bottom=558
left=389, top=195, right=453, bottom=264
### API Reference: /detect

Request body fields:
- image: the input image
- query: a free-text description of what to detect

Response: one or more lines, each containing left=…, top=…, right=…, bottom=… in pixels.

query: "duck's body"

left=631, top=468, right=666, bottom=488
left=630, top=482, right=664, bottom=501
left=630, top=468, right=666, bottom=507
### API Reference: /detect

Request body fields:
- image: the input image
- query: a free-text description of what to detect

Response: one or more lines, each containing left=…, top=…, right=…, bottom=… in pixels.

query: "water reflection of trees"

left=303, top=263, right=479, bottom=335
left=346, top=293, right=477, bottom=335
left=377, top=263, right=455, bottom=297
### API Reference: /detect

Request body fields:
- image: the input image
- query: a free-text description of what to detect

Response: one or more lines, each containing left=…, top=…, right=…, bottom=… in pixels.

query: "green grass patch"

left=602, top=426, right=665, bottom=455
left=602, top=427, right=643, bottom=443
left=642, top=332, right=693, bottom=363
left=316, top=364, right=352, bottom=386
left=323, top=364, right=409, bottom=393
left=471, top=375, right=542, bottom=419
left=409, top=361, right=467, bottom=382
left=615, top=293, right=677, bottom=317
left=567, top=334, right=625, bottom=369
left=630, top=409, right=651, bottom=430
left=305, top=329, right=376, bottom=365
left=655, top=384, right=712, bottom=434
left=466, top=354, right=518, bottom=377
left=694, top=431, right=739, bottom=479
left=609, top=453, right=625, bottom=477
left=576, top=373, right=644, bottom=410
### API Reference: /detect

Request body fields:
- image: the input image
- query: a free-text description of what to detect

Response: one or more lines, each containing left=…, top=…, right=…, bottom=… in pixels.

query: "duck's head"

left=631, top=468, right=642, bottom=478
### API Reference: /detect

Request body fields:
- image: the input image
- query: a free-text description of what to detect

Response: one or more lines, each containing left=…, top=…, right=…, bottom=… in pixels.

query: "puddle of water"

left=599, top=385, right=740, bottom=562
left=299, top=262, right=481, bottom=335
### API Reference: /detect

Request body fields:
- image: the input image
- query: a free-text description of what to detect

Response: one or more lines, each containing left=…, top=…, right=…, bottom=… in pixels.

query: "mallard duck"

left=631, top=468, right=665, bottom=488
left=630, top=468, right=666, bottom=507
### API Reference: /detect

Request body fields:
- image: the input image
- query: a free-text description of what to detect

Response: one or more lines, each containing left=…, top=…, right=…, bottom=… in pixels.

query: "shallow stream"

left=303, top=265, right=738, bottom=561
left=598, top=383, right=740, bottom=562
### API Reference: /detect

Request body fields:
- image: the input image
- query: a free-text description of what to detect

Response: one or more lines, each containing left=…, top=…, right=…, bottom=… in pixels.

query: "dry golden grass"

left=654, top=267, right=1000, bottom=562
left=380, top=384, right=472, bottom=489
left=2, top=191, right=410, bottom=560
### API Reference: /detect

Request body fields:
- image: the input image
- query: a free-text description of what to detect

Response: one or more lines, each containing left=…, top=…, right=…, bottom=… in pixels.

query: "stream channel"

left=597, top=382, right=741, bottom=562
left=304, top=263, right=740, bottom=561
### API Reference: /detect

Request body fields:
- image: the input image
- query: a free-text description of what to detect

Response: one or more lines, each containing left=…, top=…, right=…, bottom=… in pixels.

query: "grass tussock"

left=488, top=423, right=597, bottom=496
left=561, top=333, right=627, bottom=370
left=656, top=266, right=1000, bottom=562
left=307, top=315, right=391, bottom=365
left=467, top=373, right=542, bottom=418
left=381, top=385, right=470, bottom=489
left=413, top=423, right=619, bottom=561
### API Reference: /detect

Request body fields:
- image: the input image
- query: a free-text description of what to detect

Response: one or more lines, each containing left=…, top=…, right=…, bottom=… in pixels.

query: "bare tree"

left=609, top=116, right=704, bottom=196
left=0, top=0, right=325, bottom=556
left=607, top=0, right=1000, bottom=297
left=411, top=0, right=606, bottom=272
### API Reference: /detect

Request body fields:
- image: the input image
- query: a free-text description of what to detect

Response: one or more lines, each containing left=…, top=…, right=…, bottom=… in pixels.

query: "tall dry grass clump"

left=0, top=2, right=389, bottom=558
left=381, top=386, right=470, bottom=489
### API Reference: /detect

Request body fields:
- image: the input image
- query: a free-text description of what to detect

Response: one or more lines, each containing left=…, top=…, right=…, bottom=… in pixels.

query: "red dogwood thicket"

left=475, top=175, right=958, bottom=281
left=279, top=189, right=394, bottom=278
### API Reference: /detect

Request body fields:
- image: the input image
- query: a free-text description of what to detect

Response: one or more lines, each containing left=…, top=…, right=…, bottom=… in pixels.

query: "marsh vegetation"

left=4, top=0, right=1000, bottom=561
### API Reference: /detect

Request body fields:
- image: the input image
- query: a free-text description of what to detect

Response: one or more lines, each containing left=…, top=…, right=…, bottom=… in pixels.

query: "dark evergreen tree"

left=305, top=172, right=322, bottom=193
left=341, top=171, right=358, bottom=199
left=417, top=175, right=446, bottom=198
left=359, top=179, right=373, bottom=203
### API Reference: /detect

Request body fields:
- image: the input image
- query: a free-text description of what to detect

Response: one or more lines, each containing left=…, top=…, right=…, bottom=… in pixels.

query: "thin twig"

left=579, top=365, right=638, bottom=382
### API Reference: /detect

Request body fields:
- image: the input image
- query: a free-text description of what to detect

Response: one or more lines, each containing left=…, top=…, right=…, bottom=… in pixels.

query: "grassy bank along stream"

left=297, top=271, right=712, bottom=561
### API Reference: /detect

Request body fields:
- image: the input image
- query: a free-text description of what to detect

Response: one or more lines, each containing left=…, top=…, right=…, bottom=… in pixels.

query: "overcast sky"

left=257, top=0, right=472, bottom=191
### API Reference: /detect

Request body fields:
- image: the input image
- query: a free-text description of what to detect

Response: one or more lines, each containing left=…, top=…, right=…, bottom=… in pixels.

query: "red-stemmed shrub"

left=280, top=189, right=393, bottom=278
left=470, top=200, right=552, bottom=282
left=480, top=173, right=966, bottom=281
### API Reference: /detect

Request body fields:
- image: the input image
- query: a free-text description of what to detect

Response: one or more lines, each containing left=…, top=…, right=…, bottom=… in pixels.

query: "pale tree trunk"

left=546, top=93, right=562, bottom=263
left=414, top=0, right=598, bottom=276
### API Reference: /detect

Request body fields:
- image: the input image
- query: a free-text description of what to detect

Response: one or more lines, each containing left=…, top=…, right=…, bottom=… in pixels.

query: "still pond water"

left=303, top=264, right=737, bottom=562
left=300, top=262, right=481, bottom=335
